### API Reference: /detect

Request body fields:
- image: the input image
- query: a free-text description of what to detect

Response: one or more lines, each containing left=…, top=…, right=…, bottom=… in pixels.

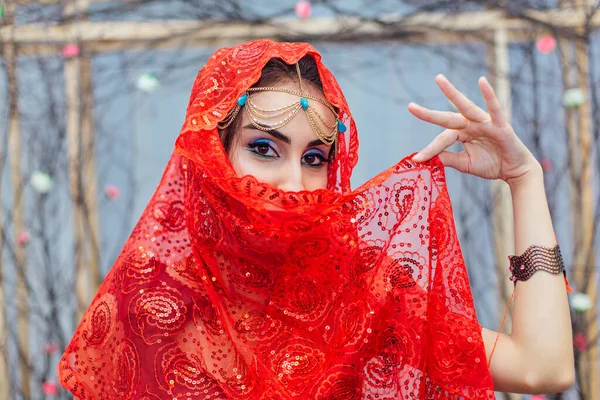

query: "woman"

left=59, top=39, right=574, bottom=399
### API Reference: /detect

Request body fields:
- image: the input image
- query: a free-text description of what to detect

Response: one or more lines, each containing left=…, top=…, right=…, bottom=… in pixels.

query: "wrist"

left=506, top=161, right=544, bottom=191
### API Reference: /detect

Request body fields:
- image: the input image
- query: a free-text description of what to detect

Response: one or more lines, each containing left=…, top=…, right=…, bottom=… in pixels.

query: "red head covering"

left=59, top=39, right=494, bottom=399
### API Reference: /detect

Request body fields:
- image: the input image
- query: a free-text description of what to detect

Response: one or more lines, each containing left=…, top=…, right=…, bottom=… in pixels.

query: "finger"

left=435, top=74, right=488, bottom=122
left=438, top=150, right=471, bottom=173
left=412, top=129, right=463, bottom=162
left=408, top=103, right=468, bottom=130
left=479, top=76, right=508, bottom=127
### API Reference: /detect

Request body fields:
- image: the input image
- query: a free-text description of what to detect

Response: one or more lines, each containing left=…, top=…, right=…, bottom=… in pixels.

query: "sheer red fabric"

left=59, top=39, right=494, bottom=399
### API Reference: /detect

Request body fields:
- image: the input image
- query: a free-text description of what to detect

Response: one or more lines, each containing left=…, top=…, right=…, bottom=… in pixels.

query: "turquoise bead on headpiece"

left=237, top=94, right=248, bottom=106
left=300, top=97, right=309, bottom=110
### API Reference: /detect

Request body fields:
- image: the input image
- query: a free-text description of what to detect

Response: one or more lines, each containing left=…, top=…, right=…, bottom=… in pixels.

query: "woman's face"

left=228, top=80, right=335, bottom=192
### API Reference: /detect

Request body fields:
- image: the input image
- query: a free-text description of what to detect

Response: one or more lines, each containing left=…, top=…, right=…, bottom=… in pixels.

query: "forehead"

left=247, top=80, right=336, bottom=123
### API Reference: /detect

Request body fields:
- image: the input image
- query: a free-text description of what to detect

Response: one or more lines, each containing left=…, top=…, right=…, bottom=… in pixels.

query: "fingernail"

left=413, top=152, right=423, bottom=161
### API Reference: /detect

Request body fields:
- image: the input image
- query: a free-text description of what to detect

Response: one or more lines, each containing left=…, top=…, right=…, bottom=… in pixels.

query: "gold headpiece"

left=218, top=63, right=345, bottom=148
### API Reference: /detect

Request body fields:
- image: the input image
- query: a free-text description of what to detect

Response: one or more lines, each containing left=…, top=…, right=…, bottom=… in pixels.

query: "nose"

left=277, top=162, right=305, bottom=192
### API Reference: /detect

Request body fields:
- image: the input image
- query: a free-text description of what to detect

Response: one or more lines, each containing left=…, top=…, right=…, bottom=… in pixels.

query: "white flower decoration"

left=30, top=171, right=53, bottom=193
left=563, top=88, right=586, bottom=108
left=570, top=292, right=592, bottom=313
left=136, top=73, right=159, bottom=93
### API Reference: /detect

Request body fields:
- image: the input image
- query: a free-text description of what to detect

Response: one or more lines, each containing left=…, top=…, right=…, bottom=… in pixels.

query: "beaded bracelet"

left=508, top=244, right=565, bottom=283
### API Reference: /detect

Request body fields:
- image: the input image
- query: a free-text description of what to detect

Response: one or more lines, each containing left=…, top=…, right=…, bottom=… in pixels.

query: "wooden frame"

left=0, top=3, right=597, bottom=398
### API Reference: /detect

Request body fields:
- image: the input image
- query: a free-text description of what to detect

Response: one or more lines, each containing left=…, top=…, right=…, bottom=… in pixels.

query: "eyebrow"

left=242, top=124, right=327, bottom=148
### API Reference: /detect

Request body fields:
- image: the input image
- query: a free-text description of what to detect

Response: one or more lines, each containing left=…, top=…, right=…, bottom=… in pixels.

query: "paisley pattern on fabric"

left=81, top=292, right=117, bottom=348
left=110, top=338, right=140, bottom=399
left=153, top=200, right=186, bottom=232
left=59, top=39, right=494, bottom=399
left=166, top=254, right=204, bottom=290
left=128, top=285, right=187, bottom=344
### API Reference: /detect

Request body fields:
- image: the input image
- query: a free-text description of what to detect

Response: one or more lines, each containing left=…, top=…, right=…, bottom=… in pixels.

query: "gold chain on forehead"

left=218, top=63, right=345, bottom=148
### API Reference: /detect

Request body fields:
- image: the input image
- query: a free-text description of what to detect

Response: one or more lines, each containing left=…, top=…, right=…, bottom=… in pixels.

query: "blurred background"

left=0, top=0, right=599, bottom=399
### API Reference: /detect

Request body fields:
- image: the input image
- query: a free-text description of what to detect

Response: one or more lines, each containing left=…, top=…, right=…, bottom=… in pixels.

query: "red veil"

left=59, top=39, right=495, bottom=399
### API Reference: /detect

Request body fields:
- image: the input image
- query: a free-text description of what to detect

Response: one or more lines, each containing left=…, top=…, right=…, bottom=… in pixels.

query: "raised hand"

left=409, top=74, right=540, bottom=184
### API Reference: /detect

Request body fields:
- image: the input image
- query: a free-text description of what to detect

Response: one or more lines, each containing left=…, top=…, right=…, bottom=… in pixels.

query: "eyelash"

left=246, top=140, right=330, bottom=167
left=302, top=151, right=329, bottom=168
left=247, top=140, right=280, bottom=159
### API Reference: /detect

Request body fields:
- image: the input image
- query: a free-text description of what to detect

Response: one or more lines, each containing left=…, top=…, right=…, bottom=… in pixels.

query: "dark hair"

left=219, top=55, right=325, bottom=153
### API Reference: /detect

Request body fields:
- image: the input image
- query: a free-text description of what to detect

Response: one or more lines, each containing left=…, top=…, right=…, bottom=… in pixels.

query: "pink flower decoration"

left=42, top=342, right=59, bottom=355
left=62, top=44, right=80, bottom=58
left=574, top=332, right=588, bottom=352
left=42, top=381, right=58, bottom=396
left=536, top=36, right=556, bottom=54
left=295, top=0, right=312, bottom=19
left=17, top=231, right=31, bottom=246
left=541, top=158, right=552, bottom=172
left=104, top=184, right=121, bottom=200
left=531, top=396, right=546, bottom=400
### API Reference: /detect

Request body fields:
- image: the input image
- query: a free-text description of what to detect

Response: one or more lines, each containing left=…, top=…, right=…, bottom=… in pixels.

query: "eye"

left=247, top=139, right=279, bottom=158
left=302, top=150, right=329, bottom=167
